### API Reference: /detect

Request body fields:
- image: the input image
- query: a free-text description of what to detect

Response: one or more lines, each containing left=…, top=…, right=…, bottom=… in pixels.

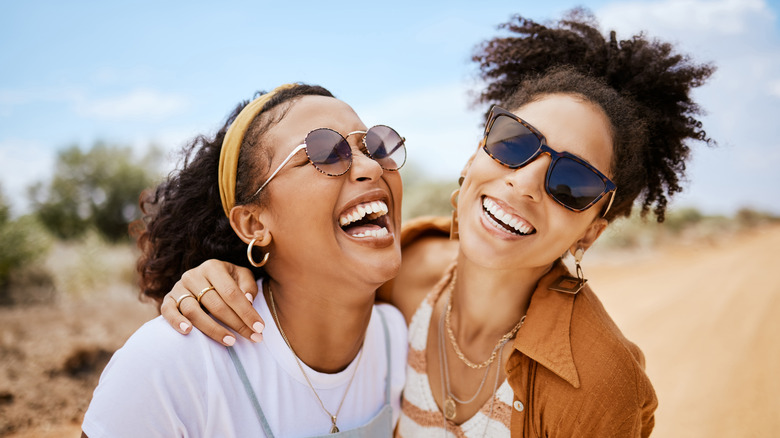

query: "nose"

left=348, top=141, right=383, bottom=182
left=504, top=153, right=548, bottom=203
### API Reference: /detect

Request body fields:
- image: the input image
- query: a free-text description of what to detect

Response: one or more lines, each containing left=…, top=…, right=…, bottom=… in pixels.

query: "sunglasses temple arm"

left=249, top=144, right=307, bottom=199
left=386, top=138, right=406, bottom=155
left=601, top=188, right=616, bottom=218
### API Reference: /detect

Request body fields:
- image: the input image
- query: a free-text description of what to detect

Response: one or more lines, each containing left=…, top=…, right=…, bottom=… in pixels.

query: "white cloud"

left=0, top=87, right=188, bottom=122
left=770, top=79, right=780, bottom=97
left=74, top=88, right=188, bottom=121
left=0, top=139, right=55, bottom=216
left=598, top=0, right=773, bottom=37
left=353, top=80, right=485, bottom=181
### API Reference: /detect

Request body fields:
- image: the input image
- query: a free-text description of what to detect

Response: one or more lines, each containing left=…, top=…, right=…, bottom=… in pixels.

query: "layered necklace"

left=269, top=286, right=364, bottom=434
left=438, top=270, right=526, bottom=426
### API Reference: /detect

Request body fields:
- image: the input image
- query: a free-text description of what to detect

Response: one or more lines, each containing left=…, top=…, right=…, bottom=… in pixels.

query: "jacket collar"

left=511, top=260, right=581, bottom=388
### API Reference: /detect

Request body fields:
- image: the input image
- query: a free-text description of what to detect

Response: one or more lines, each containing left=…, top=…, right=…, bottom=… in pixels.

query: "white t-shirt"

left=82, top=279, right=408, bottom=438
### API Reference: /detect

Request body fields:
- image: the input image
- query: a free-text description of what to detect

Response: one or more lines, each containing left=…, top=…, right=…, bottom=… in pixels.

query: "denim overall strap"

left=227, top=306, right=393, bottom=438
left=227, top=346, right=275, bottom=437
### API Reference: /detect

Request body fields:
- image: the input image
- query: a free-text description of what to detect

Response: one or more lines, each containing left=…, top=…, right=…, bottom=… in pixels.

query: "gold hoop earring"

left=449, top=176, right=464, bottom=240
left=449, top=189, right=460, bottom=240
left=549, top=247, right=587, bottom=294
left=247, top=236, right=270, bottom=268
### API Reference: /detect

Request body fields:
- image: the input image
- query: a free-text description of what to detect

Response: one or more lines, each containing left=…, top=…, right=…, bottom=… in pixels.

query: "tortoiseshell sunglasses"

left=482, top=106, right=616, bottom=215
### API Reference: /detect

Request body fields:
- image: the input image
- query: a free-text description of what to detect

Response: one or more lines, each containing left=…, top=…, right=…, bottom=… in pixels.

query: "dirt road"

left=589, top=225, right=780, bottom=437
left=2, top=225, right=778, bottom=437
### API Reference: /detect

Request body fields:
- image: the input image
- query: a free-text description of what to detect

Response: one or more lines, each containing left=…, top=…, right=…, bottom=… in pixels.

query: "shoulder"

left=388, top=216, right=458, bottom=323
left=374, top=304, right=409, bottom=353
left=83, top=317, right=221, bottom=437
left=569, top=287, right=657, bottom=409
left=115, top=316, right=218, bottom=365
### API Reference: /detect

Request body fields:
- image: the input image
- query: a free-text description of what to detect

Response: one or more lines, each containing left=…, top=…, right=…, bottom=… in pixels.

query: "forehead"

left=268, top=95, right=364, bottom=139
left=510, top=94, right=614, bottom=175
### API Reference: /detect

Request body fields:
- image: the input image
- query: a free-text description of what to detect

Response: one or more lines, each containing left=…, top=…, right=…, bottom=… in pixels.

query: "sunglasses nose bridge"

left=504, top=152, right=549, bottom=203
left=347, top=146, right=383, bottom=181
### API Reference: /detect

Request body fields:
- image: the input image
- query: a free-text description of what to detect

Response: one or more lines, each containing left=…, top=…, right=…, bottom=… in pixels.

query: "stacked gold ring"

left=173, top=293, right=196, bottom=312
left=197, top=286, right=216, bottom=304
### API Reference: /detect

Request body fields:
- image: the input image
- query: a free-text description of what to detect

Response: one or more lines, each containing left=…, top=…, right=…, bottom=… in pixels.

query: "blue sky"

left=2, top=0, right=779, bottom=217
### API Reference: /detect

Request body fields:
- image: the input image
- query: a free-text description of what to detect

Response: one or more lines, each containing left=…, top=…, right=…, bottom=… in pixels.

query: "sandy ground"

left=1, top=225, right=778, bottom=437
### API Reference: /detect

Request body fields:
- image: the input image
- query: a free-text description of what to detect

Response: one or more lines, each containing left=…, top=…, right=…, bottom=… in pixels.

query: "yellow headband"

left=218, top=83, right=296, bottom=217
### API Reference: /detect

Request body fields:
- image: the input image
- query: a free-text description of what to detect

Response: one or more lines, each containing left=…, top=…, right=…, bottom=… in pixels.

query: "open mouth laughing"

left=482, top=196, right=536, bottom=236
left=338, top=200, right=390, bottom=238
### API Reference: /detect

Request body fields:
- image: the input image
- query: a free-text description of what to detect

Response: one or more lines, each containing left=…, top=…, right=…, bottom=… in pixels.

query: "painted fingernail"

left=250, top=333, right=264, bottom=343
left=245, top=293, right=254, bottom=302
left=223, top=335, right=236, bottom=346
left=179, top=322, right=190, bottom=332
left=253, top=322, right=265, bottom=333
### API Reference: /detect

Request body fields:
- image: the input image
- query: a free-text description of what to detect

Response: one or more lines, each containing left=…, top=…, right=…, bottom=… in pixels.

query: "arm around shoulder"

left=382, top=216, right=457, bottom=323
left=82, top=318, right=213, bottom=437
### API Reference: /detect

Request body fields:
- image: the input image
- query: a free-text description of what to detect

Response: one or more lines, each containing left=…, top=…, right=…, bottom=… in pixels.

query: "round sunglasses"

left=482, top=106, right=616, bottom=215
left=247, top=125, right=406, bottom=200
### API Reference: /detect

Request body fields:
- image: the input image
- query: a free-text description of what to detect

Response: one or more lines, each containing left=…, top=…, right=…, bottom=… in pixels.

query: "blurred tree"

left=0, top=187, right=8, bottom=225
left=400, top=163, right=459, bottom=222
left=28, top=142, right=164, bottom=242
left=0, top=185, right=53, bottom=302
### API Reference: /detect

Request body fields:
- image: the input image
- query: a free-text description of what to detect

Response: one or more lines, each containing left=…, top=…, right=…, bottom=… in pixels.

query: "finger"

left=196, top=260, right=265, bottom=338
left=178, top=267, right=258, bottom=343
left=178, top=297, right=238, bottom=346
left=234, top=265, right=259, bottom=302
left=161, top=292, right=193, bottom=334
left=227, top=263, right=265, bottom=332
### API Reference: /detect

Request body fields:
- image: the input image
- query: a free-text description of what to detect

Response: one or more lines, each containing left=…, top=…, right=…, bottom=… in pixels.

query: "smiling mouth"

left=482, top=197, right=536, bottom=236
left=339, top=200, right=390, bottom=238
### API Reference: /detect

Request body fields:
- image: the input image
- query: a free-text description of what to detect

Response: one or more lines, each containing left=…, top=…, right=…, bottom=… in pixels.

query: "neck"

left=450, top=252, right=552, bottom=345
left=264, top=277, right=374, bottom=374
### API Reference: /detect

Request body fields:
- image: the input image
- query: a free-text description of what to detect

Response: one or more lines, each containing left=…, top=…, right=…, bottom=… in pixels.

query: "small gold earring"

left=247, top=236, right=270, bottom=268
left=549, top=247, right=587, bottom=294
left=449, top=188, right=460, bottom=240
left=449, top=176, right=465, bottom=240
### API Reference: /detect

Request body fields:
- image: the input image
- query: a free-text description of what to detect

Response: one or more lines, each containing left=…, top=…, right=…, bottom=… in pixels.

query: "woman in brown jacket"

left=155, top=12, right=713, bottom=437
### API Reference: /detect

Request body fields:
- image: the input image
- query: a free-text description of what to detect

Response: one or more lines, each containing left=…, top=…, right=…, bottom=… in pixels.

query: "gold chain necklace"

left=269, top=285, right=364, bottom=434
left=438, top=286, right=504, bottom=424
left=444, top=270, right=526, bottom=369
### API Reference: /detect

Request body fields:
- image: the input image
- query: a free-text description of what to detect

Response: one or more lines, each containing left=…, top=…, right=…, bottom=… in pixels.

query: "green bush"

left=400, top=163, right=459, bottom=222
left=28, top=142, right=164, bottom=242
left=0, top=210, right=53, bottom=304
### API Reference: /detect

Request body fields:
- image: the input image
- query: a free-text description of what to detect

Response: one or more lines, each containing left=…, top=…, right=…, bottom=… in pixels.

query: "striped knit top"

left=396, top=265, right=513, bottom=437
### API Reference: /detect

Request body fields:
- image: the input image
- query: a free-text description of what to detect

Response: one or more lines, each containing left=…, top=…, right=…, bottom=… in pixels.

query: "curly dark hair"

left=135, top=84, right=334, bottom=303
left=472, top=9, right=715, bottom=222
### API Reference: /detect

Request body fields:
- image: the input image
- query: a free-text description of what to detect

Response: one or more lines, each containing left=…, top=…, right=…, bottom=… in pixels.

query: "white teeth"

left=482, top=197, right=534, bottom=234
left=339, top=200, right=389, bottom=227
left=352, top=227, right=389, bottom=238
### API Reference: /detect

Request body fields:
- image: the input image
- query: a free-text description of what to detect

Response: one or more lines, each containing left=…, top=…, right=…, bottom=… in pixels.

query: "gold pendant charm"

left=444, top=397, right=457, bottom=421
left=548, top=275, right=586, bottom=294
left=329, top=425, right=339, bottom=434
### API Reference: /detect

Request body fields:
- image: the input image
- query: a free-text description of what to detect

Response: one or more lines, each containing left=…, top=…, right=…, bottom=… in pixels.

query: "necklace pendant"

left=444, top=396, right=457, bottom=421
left=329, top=425, right=339, bottom=434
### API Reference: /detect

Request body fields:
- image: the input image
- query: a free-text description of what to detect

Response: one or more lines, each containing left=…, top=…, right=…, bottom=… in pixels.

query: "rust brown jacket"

left=399, top=216, right=657, bottom=437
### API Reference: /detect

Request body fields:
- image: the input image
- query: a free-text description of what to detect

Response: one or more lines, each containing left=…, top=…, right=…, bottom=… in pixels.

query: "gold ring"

left=197, top=286, right=216, bottom=304
left=174, top=293, right=196, bottom=312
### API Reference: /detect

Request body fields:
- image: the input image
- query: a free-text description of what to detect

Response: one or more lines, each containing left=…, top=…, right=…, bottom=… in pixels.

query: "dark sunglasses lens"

left=485, top=115, right=541, bottom=167
left=306, top=129, right=351, bottom=176
left=548, top=157, right=607, bottom=210
left=365, top=125, right=406, bottom=170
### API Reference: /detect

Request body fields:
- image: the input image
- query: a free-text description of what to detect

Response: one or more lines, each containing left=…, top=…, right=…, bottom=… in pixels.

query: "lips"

left=482, top=196, right=536, bottom=236
left=338, top=200, right=390, bottom=238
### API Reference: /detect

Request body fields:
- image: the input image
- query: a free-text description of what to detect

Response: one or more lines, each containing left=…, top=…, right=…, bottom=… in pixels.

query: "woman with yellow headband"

left=154, top=12, right=714, bottom=437
left=82, top=83, right=409, bottom=437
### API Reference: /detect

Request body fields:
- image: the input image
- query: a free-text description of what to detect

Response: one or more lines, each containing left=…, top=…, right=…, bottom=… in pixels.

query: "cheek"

left=385, top=172, right=403, bottom=219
